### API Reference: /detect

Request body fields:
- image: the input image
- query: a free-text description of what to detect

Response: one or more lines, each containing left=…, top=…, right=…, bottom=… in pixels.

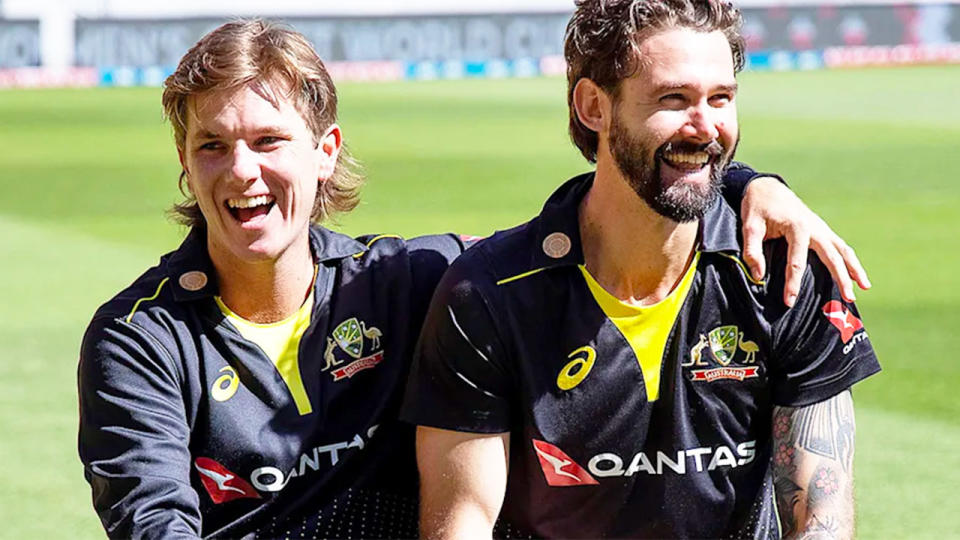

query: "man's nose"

left=230, top=141, right=260, bottom=181
left=680, top=101, right=720, bottom=142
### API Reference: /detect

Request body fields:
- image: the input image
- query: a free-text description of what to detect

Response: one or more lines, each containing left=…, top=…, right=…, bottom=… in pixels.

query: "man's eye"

left=198, top=141, right=224, bottom=151
left=710, top=94, right=733, bottom=106
left=659, top=94, right=686, bottom=107
left=256, top=136, right=283, bottom=147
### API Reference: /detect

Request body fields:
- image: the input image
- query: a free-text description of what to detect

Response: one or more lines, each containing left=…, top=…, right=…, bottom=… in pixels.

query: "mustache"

left=660, top=140, right=725, bottom=157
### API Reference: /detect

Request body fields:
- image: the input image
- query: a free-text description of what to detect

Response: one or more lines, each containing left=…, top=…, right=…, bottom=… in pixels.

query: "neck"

left=209, top=235, right=315, bottom=324
left=579, top=160, right=699, bottom=306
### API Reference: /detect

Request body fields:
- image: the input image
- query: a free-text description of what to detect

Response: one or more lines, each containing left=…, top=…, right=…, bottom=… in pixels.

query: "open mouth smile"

left=658, top=141, right=723, bottom=173
left=225, top=195, right=276, bottom=223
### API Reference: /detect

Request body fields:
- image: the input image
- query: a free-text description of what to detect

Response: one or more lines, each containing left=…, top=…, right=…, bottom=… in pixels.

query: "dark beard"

left=609, top=115, right=736, bottom=223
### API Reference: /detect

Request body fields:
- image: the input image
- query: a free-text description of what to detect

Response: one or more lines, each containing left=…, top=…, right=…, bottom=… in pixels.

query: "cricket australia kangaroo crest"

left=323, top=317, right=384, bottom=381
left=685, top=325, right=761, bottom=382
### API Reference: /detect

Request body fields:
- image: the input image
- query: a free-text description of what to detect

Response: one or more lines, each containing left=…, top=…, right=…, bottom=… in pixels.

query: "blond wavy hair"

left=162, top=19, right=363, bottom=227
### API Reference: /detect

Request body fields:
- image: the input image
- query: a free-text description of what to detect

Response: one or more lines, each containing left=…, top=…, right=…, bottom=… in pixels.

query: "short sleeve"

left=767, top=244, right=881, bottom=407
left=401, top=253, right=514, bottom=433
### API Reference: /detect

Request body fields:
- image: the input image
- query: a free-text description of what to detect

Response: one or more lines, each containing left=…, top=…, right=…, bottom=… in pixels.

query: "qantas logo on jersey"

left=588, top=441, right=756, bottom=478
left=532, top=439, right=598, bottom=486
left=822, top=301, right=868, bottom=353
left=683, top=325, right=761, bottom=382
left=194, top=457, right=260, bottom=504
left=322, top=317, right=384, bottom=381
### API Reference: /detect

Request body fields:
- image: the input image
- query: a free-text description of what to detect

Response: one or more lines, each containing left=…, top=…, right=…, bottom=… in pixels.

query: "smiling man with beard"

left=404, top=1, right=880, bottom=538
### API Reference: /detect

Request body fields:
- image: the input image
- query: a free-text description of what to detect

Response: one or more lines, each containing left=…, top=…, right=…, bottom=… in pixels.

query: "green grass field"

left=1, top=65, right=958, bottom=538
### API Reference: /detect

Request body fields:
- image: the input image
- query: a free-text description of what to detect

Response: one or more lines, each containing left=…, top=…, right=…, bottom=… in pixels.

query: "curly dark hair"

left=565, top=0, right=745, bottom=162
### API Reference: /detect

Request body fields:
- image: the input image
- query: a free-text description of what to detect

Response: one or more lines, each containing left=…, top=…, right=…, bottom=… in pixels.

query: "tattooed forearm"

left=772, top=391, right=856, bottom=539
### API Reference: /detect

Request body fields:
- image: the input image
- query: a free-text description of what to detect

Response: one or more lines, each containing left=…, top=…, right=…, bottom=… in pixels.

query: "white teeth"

left=664, top=152, right=709, bottom=165
left=227, top=195, right=275, bottom=209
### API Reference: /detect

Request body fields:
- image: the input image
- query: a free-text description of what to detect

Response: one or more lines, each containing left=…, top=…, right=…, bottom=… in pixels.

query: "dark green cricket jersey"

left=403, top=172, right=880, bottom=539
left=79, top=225, right=464, bottom=539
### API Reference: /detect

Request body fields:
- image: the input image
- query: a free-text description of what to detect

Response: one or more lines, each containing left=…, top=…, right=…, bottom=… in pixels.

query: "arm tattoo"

left=789, top=394, right=856, bottom=472
left=773, top=391, right=856, bottom=539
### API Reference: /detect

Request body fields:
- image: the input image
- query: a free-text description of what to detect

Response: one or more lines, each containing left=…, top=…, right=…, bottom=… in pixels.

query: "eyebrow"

left=652, top=82, right=739, bottom=95
left=193, top=126, right=294, bottom=140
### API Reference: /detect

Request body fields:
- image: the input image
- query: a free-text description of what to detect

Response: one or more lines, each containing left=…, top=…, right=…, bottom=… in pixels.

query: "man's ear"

left=573, top=78, right=612, bottom=135
left=177, top=148, right=192, bottom=190
left=317, top=124, right=342, bottom=181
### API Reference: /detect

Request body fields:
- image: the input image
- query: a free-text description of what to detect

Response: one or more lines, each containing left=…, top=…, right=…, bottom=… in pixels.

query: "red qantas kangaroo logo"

left=194, top=457, right=261, bottom=504
left=532, top=439, right=598, bottom=487
left=821, top=301, right=863, bottom=343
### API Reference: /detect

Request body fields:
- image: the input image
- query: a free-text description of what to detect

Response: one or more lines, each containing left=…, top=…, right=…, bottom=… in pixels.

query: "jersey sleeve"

left=78, top=316, right=202, bottom=539
left=766, top=243, right=881, bottom=407
left=401, top=252, right=515, bottom=433
left=720, top=161, right=786, bottom=210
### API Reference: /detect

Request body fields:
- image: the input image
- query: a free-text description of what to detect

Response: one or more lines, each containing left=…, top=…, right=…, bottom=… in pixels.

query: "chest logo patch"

left=323, top=317, right=384, bottom=381
left=684, top=325, right=760, bottom=382
left=557, top=345, right=596, bottom=391
left=532, top=439, right=599, bottom=487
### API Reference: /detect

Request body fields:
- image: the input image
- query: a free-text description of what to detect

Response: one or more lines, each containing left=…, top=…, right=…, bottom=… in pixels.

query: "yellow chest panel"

left=216, top=289, right=315, bottom=415
left=579, top=252, right=699, bottom=401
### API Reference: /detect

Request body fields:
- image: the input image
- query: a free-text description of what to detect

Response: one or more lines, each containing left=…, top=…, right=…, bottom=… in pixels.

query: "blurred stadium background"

left=1, top=0, right=958, bottom=537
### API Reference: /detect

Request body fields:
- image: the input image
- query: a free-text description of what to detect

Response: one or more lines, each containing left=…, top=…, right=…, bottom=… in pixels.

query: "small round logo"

left=542, top=232, right=571, bottom=259
left=179, top=271, right=208, bottom=292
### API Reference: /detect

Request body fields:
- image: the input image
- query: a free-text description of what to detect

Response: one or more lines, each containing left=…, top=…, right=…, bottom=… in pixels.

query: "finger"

left=740, top=217, right=767, bottom=282
left=816, top=242, right=856, bottom=303
left=783, top=230, right=810, bottom=308
left=838, top=241, right=871, bottom=290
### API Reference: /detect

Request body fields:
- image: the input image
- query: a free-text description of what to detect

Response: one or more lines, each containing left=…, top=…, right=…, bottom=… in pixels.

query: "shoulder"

left=81, top=239, right=213, bottom=375
left=88, top=254, right=183, bottom=330
left=763, top=239, right=834, bottom=307
left=351, top=232, right=465, bottom=267
left=344, top=232, right=466, bottom=294
left=439, top=219, right=542, bottom=295
left=80, top=254, right=192, bottom=389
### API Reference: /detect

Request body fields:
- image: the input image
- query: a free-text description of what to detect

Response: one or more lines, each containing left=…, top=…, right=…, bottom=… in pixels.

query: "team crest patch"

left=324, top=317, right=384, bottom=381
left=684, top=325, right=760, bottom=382
left=707, top=325, right=738, bottom=366
left=332, top=318, right=364, bottom=359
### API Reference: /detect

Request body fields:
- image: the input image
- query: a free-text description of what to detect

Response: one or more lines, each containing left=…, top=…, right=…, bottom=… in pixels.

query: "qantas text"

left=588, top=441, right=756, bottom=477
left=250, top=425, right=378, bottom=492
